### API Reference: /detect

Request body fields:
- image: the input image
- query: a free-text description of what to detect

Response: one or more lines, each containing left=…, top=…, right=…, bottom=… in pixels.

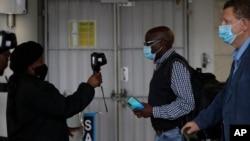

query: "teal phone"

left=127, top=96, right=144, bottom=110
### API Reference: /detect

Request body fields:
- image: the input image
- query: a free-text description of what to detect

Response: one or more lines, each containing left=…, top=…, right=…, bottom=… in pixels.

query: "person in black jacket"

left=6, top=41, right=102, bottom=141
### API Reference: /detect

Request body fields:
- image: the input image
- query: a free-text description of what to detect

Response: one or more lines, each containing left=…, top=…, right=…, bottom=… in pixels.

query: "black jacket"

left=6, top=73, right=95, bottom=141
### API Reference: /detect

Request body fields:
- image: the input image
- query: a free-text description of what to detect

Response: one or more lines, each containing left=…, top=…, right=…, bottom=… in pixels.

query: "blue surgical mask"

left=218, top=20, right=242, bottom=45
left=143, top=46, right=162, bottom=60
left=143, top=46, right=155, bottom=60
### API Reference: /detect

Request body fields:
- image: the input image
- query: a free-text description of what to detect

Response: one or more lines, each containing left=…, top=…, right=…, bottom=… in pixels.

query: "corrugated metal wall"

left=46, top=0, right=187, bottom=141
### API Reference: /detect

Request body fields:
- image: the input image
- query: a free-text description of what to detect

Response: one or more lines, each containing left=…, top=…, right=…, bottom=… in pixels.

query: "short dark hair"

left=224, top=0, right=250, bottom=20
left=145, top=26, right=174, bottom=47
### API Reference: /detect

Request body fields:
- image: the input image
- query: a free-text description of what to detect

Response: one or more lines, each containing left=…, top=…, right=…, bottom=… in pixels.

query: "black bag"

left=164, top=52, right=225, bottom=140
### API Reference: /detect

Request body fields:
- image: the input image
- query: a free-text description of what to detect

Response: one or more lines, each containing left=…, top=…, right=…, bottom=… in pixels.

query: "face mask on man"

left=143, top=46, right=162, bottom=60
left=143, top=40, right=162, bottom=60
left=218, top=19, right=243, bottom=45
left=34, top=64, right=48, bottom=80
left=143, top=46, right=155, bottom=60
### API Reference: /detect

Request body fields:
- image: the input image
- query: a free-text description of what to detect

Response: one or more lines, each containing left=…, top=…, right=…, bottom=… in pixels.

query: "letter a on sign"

left=234, top=129, right=241, bottom=136
left=85, top=133, right=92, bottom=141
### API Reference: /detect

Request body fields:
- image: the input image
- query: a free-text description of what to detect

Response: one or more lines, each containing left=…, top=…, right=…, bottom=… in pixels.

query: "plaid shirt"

left=152, top=48, right=195, bottom=120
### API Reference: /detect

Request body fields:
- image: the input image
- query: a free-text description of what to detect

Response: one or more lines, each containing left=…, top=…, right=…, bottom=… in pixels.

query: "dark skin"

left=68, top=126, right=84, bottom=137
left=0, top=50, right=11, bottom=75
left=133, top=26, right=173, bottom=118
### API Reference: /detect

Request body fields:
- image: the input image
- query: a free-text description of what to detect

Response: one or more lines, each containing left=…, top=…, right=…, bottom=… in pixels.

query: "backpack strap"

left=162, top=52, right=192, bottom=85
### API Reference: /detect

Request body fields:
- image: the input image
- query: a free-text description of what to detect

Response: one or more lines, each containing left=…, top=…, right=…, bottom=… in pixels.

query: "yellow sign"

left=69, top=21, right=96, bottom=47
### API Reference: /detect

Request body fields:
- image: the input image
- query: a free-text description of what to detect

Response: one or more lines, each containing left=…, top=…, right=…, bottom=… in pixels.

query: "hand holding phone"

left=127, top=96, right=144, bottom=110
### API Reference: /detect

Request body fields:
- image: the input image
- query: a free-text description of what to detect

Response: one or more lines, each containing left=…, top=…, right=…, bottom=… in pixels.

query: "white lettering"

left=85, top=133, right=92, bottom=141
left=234, top=129, right=241, bottom=136
left=234, top=129, right=247, bottom=136
left=241, top=129, right=247, bottom=136
left=85, top=120, right=92, bottom=131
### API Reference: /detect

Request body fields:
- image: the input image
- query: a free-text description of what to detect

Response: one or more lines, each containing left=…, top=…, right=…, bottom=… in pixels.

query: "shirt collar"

left=154, top=48, right=174, bottom=66
left=232, top=37, right=250, bottom=61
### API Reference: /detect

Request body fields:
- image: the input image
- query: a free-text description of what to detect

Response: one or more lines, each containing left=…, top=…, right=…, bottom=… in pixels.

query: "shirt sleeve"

left=153, top=61, right=195, bottom=120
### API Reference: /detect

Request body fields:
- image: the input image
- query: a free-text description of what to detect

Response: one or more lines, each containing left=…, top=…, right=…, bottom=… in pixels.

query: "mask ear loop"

left=154, top=46, right=162, bottom=54
left=232, top=19, right=243, bottom=27
left=152, top=40, right=163, bottom=55
left=232, top=19, right=244, bottom=37
left=154, top=39, right=169, bottom=55
left=235, top=31, right=243, bottom=36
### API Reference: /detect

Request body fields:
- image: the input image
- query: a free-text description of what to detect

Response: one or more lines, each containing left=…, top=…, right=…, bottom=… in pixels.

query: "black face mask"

left=34, top=64, right=48, bottom=80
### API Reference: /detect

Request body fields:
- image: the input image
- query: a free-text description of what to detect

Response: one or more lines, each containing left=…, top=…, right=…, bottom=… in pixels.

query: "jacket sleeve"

left=64, top=83, right=95, bottom=117
left=26, top=81, right=95, bottom=119
left=194, top=83, right=226, bottom=129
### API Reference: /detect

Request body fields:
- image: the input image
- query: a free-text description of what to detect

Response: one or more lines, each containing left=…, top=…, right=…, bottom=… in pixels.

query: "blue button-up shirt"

left=232, top=37, right=250, bottom=74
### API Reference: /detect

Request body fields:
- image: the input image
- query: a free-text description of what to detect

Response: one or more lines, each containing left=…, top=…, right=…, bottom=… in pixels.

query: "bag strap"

left=162, top=52, right=192, bottom=84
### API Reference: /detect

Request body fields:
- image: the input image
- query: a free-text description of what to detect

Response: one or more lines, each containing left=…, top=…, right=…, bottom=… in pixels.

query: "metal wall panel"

left=46, top=0, right=186, bottom=141
left=118, top=1, right=186, bottom=140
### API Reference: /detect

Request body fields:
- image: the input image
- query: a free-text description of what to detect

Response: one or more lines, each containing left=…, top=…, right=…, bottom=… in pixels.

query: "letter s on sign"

left=85, top=120, right=92, bottom=131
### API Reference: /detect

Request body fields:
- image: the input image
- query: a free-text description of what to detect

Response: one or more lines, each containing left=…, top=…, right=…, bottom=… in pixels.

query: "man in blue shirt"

left=181, top=1, right=250, bottom=141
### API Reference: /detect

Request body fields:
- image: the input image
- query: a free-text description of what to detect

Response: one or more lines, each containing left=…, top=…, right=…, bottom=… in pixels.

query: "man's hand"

left=133, top=103, right=152, bottom=118
left=68, top=125, right=84, bottom=137
left=181, top=121, right=200, bottom=135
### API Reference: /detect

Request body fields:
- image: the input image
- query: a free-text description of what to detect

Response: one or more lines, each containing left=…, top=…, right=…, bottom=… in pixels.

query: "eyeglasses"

left=144, top=40, right=161, bottom=46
